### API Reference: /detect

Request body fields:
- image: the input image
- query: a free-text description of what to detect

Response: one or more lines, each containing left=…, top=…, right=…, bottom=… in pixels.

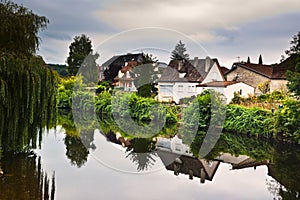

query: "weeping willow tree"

left=0, top=0, right=49, bottom=55
left=0, top=53, right=58, bottom=152
left=0, top=1, right=58, bottom=153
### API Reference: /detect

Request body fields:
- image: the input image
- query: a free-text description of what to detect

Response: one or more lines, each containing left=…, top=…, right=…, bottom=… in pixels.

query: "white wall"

left=202, top=62, right=224, bottom=84
left=158, top=82, right=198, bottom=104
left=225, top=82, right=254, bottom=103
left=197, top=82, right=254, bottom=104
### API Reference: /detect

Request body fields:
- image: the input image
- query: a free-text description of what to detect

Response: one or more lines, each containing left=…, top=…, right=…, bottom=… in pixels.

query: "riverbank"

left=57, top=76, right=300, bottom=144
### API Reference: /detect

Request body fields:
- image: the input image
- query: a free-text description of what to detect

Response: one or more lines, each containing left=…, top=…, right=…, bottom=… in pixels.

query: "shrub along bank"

left=58, top=78, right=300, bottom=144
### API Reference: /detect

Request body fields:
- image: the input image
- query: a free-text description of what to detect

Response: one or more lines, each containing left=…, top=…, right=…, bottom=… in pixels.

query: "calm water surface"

left=1, top=122, right=299, bottom=200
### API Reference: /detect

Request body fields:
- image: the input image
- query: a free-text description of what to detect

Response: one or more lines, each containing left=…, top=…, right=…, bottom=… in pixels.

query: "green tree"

left=133, top=54, right=158, bottom=97
left=170, top=40, right=189, bottom=60
left=258, top=54, right=263, bottom=65
left=286, top=61, right=300, bottom=96
left=285, top=32, right=300, bottom=96
left=285, top=31, right=300, bottom=56
left=66, top=34, right=98, bottom=76
left=0, top=0, right=49, bottom=55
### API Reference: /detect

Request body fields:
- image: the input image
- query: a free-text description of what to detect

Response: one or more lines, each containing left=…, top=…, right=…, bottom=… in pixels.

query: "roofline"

left=225, top=62, right=275, bottom=79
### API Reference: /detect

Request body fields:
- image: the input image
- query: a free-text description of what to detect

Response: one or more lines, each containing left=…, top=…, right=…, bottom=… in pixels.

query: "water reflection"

left=1, top=109, right=299, bottom=199
left=0, top=153, right=55, bottom=200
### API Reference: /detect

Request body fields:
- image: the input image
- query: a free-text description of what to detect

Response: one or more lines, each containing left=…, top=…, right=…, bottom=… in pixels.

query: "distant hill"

left=47, top=64, right=69, bottom=77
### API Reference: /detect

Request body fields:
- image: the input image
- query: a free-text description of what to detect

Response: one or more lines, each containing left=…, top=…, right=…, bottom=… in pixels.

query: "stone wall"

left=226, top=66, right=269, bottom=90
left=270, top=80, right=288, bottom=92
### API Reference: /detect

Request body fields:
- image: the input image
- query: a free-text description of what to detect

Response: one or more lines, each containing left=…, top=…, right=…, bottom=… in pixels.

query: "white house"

left=197, top=81, right=255, bottom=104
left=157, top=57, right=225, bottom=104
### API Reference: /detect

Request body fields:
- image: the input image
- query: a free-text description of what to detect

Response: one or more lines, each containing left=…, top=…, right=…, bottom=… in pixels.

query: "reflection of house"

left=157, top=57, right=225, bottom=104
left=156, top=135, right=191, bottom=155
left=156, top=135, right=220, bottom=183
left=215, top=153, right=269, bottom=170
left=225, top=60, right=288, bottom=93
left=197, top=81, right=255, bottom=103
left=157, top=150, right=220, bottom=183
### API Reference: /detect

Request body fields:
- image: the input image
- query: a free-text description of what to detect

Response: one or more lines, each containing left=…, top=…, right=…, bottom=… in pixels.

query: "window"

left=178, top=85, right=184, bottom=92
left=160, top=85, right=173, bottom=95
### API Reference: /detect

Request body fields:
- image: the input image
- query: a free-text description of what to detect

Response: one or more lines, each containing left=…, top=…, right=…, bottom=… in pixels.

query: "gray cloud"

left=11, top=0, right=300, bottom=66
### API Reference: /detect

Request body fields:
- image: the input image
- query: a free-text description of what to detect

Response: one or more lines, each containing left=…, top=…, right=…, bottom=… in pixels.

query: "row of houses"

left=98, top=53, right=288, bottom=104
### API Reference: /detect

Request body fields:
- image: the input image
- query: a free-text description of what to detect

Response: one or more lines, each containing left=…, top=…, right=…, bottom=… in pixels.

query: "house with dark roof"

left=225, top=61, right=288, bottom=93
left=98, top=53, right=144, bottom=81
left=157, top=56, right=225, bottom=104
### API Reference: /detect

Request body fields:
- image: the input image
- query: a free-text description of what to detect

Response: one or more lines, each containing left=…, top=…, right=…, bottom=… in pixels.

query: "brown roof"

left=226, top=62, right=287, bottom=79
left=159, top=57, right=217, bottom=83
left=198, top=81, right=239, bottom=87
left=120, top=61, right=138, bottom=73
left=219, top=66, right=230, bottom=76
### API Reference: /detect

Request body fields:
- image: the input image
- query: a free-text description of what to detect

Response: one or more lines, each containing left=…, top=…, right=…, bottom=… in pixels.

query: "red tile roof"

left=197, top=81, right=239, bottom=87
left=226, top=62, right=287, bottom=79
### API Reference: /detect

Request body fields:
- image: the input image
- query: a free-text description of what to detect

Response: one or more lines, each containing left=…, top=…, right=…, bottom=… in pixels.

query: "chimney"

left=205, top=56, right=211, bottom=72
left=194, top=57, right=199, bottom=67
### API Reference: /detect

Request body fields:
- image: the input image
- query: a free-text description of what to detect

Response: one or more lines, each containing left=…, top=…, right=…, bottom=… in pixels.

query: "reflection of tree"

left=64, top=135, right=89, bottom=168
left=0, top=153, right=55, bottom=200
left=58, top=111, right=95, bottom=167
left=80, top=130, right=96, bottom=151
left=126, top=138, right=157, bottom=171
left=267, top=144, right=300, bottom=200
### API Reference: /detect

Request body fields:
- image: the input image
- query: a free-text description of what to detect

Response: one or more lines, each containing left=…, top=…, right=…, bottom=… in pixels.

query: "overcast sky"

left=13, top=0, right=300, bottom=67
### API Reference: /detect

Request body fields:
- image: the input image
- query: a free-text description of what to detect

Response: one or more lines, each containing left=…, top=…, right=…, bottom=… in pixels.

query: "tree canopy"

left=285, top=31, right=300, bottom=56
left=66, top=34, right=98, bottom=76
left=285, top=31, right=300, bottom=97
left=133, top=54, right=158, bottom=97
left=0, top=0, right=49, bottom=55
left=170, top=40, right=189, bottom=60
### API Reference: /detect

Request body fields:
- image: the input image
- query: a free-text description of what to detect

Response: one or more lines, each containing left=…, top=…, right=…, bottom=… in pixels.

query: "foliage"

left=274, top=99, right=300, bottom=144
left=230, top=91, right=289, bottom=110
left=95, top=92, right=178, bottom=125
left=96, top=80, right=112, bottom=94
left=0, top=1, right=49, bottom=55
left=188, top=131, right=274, bottom=161
left=57, top=76, right=76, bottom=108
left=133, top=54, right=158, bottom=97
left=0, top=154, right=55, bottom=199
left=182, top=90, right=225, bottom=132
left=180, top=90, right=226, bottom=145
left=258, top=54, right=263, bottom=64
left=257, top=80, right=270, bottom=94
left=170, top=40, right=189, bottom=60
left=286, top=59, right=300, bottom=97
left=285, top=31, right=300, bottom=97
left=285, top=31, right=300, bottom=56
left=47, top=64, right=69, bottom=77
left=66, top=34, right=99, bottom=76
left=0, top=52, right=58, bottom=152
left=224, top=104, right=275, bottom=138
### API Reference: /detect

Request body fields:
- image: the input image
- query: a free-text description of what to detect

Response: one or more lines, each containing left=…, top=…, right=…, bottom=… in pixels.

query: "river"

left=0, top=110, right=299, bottom=200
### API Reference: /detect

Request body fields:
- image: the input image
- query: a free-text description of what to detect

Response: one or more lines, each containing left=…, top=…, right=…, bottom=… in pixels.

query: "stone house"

left=225, top=62, right=288, bottom=94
